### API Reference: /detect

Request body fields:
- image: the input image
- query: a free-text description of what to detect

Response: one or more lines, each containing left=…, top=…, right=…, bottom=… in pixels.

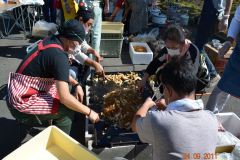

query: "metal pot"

left=180, top=14, right=189, bottom=26
left=152, top=14, right=167, bottom=25
left=150, top=8, right=161, bottom=17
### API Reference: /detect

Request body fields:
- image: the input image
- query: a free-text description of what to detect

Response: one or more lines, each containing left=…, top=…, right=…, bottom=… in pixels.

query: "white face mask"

left=68, top=42, right=79, bottom=55
left=83, top=24, right=90, bottom=34
left=167, top=48, right=181, bottom=57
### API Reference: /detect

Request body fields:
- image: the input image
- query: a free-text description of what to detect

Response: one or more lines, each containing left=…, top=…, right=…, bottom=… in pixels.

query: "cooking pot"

left=152, top=14, right=167, bottom=25
left=150, top=8, right=161, bottom=17
left=180, top=14, right=189, bottom=26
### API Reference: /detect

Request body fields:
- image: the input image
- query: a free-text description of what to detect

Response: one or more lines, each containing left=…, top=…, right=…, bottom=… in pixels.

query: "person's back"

left=149, top=109, right=218, bottom=160
left=132, top=57, right=218, bottom=160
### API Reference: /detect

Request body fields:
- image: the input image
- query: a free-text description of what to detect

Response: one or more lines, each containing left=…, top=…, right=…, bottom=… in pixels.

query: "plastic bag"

left=32, top=20, right=57, bottom=38
left=217, top=153, right=233, bottom=160
left=217, top=131, right=240, bottom=146
left=131, top=28, right=159, bottom=42
left=19, top=0, right=44, bottom=5
left=232, top=143, right=240, bottom=160
left=217, top=143, right=240, bottom=160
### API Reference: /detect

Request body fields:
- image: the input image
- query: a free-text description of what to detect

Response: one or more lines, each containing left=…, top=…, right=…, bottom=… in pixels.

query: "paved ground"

left=1, top=33, right=240, bottom=159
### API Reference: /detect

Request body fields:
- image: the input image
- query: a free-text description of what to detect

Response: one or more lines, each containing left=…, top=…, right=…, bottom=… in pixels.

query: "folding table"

left=0, top=3, right=42, bottom=39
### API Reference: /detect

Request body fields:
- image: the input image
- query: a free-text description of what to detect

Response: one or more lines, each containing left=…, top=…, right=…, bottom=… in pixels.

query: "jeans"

left=43, top=0, right=56, bottom=23
left=195, top=0, right=218, bottom=78
left=206, top=86, right=230, bottom=113
left=202, top=50, right=218, bottom=78
left=69, top=66, right=79, bottom=80
left=91, top=4, right=102, bottom=53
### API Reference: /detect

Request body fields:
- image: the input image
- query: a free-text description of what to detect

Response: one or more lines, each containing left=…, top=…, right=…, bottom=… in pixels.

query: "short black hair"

left=160, top=56, right=197, bottom=96
left=163, top=25, right=185, bottom=44
left=75, top=3, right=94, bottom=23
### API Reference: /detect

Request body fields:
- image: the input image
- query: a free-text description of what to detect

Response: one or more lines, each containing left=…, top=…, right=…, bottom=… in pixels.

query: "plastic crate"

left=101, top=21, right=124, bottom=34
left=100, top=33, right=123, bottom=58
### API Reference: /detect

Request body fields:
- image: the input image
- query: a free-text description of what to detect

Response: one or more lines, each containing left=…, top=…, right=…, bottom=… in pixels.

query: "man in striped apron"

left=7, top=20, right=100, bottom=134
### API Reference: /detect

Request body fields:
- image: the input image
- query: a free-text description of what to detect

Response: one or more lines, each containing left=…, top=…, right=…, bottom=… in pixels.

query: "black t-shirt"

left=18, top=36, right=70, bottom=83
left=146, top=44, right=199, bottom=75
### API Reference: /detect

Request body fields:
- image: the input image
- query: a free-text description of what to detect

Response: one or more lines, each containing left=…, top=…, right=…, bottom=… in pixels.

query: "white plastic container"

left=215, top=112, right=240, bottom=137
left=129, top=42, right=153, bottom=64
left=3, top=126, right=99, bottom=160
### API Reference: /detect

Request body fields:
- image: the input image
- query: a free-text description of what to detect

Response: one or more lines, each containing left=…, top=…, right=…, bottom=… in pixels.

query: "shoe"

left=209, top=74, right=221, bottom=87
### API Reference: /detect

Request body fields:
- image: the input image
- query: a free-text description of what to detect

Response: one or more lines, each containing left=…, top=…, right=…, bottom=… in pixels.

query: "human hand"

left=155, top=98, right=167, bottom=110
left=88, top=110, right=100, bottom=123
left=93, top=51, right=103, bottom=63
left=144, top=97, right=156, bottom=108
left=75, top=85, right=84, bottom=103
left=105, top=16, right=114, bottom=22
left=218, top=121, right=225, bottom=132
left=218, top=41, right=231, bottom=58
left=138, top=80, right=146, bottom=92
left=104, top=5, right=109, bottom=15
left=218, top=15, right=229, bottom=32
left=95, top=63, right=105, bottom=76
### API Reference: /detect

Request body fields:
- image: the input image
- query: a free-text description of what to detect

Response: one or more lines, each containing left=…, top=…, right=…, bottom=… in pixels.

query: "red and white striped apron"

left=8, top=40, right=64, bottom=114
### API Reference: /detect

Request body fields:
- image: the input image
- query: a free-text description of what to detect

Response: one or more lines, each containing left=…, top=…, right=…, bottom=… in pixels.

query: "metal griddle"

left=86, top=71, right=154, bottom=148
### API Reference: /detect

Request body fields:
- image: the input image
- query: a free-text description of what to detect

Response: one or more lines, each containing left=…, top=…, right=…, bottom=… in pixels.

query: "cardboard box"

left=204, top=44, right=233, bottom=73
left=3, top=126, right=100, bottom=160
left=129, top=42, right=153, bottom=64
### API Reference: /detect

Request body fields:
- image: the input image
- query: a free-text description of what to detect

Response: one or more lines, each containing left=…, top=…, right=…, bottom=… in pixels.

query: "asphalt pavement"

left=0, top=33, right=240, bottom=159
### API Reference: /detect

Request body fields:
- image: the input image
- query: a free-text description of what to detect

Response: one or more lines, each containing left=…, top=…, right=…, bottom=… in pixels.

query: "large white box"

left=4, top=126, right=99, bottom=160
left=129, top=42, right=153, bottom=65
left=215, top=112, right=240, bottom=137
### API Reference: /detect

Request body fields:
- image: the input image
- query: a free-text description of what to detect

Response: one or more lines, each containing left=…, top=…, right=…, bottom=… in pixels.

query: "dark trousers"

left=43, top=0, right=56, bottom=23
left=7, top=100, right=74, bottom=135
left=195, top=0, right=218, bottom=78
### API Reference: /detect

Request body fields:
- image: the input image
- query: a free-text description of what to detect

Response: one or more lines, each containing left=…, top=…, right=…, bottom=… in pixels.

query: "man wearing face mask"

left=139, top=26, right=200, bottom=92
left=132, top=57, right=218, bottom=160
left=69, top=3, right=104, bottom=75
left=7, top=20, right=100, bottom=135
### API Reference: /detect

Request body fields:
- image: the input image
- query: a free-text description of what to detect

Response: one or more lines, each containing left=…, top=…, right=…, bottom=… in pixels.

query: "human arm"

left=218, top=6, right=240, bottom=57
left=85, top=58, right=105, bottom=76
left=139, top=48, right=167, bottom=92
left=104, top=0, right=110, bottom=15
left=218, top=0, right=233, bottom=32
left=131, top=97, right=155, bottom=132
left=56, top=80, right=100, bottom=123
left=69, top=75, right=84, bottom=103
left=122, top=0, right=130, bottom=22
left=86, top=47, right=103, bottom=62
left=81, top=41, right=103, bottom=62
left=108, top=6, right=121, bottom=21
left=108, top=0, right=124, bottom=21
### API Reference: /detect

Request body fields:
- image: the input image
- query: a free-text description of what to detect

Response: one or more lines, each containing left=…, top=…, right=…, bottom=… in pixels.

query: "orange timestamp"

left=183, top=152, right=217, bottom=160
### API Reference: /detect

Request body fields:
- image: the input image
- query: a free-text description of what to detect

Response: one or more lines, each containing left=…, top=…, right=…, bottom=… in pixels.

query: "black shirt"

left=18, top=36, right=70, bottom=82
left=146, top=43, right=199, bottom=76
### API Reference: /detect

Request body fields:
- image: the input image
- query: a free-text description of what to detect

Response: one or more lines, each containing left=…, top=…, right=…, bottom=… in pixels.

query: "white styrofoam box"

left=129, top=42, right=153, bottom=64
left=215, top=112, right=240, bottom=137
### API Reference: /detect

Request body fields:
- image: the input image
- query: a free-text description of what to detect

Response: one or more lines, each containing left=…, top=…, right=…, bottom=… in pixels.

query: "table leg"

left=20, top=5, right=26, bottom=39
